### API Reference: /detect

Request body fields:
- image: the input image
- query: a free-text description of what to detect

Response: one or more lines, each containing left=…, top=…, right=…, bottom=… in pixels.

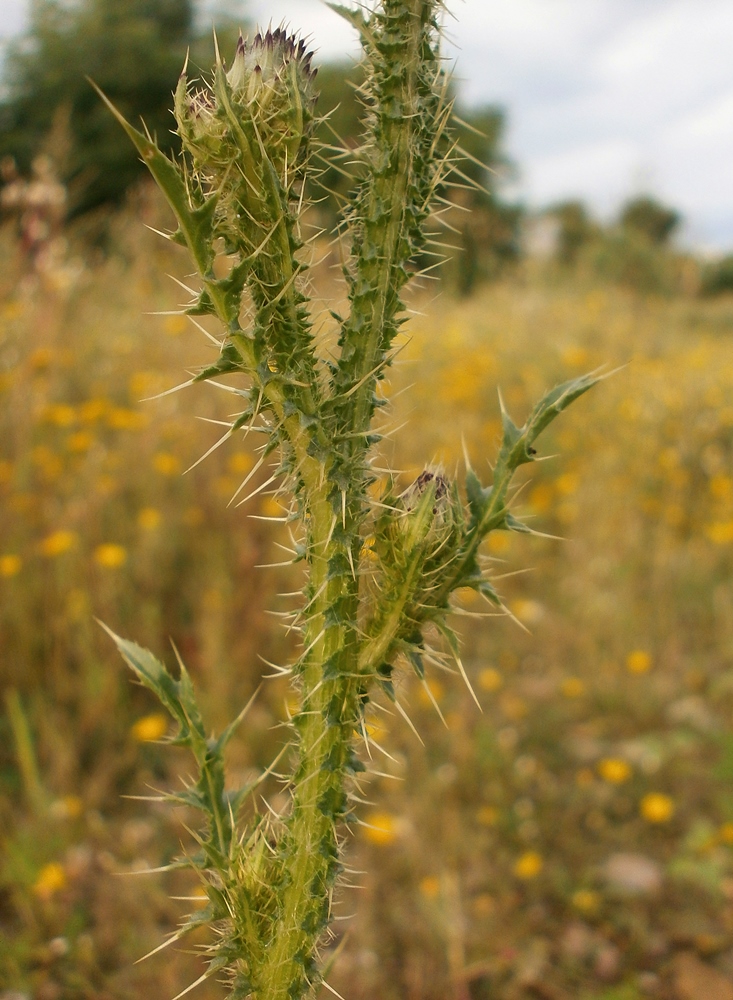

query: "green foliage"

left=98, top=4, right=598, bottom=998
left=0, top=0, right=244, bottom=215
left=547, top=199, right=597, bottom=267
left=700, top=254, right=733, bottom=297
left=619, top=195, right=680, bottom=246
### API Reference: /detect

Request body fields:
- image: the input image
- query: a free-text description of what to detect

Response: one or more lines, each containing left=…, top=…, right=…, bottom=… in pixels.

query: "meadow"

left=3, top=202, right=733, bottom=1000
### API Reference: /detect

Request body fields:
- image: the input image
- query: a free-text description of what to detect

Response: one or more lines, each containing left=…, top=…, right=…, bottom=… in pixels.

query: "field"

left=3, top=203, right=733, bottom=1000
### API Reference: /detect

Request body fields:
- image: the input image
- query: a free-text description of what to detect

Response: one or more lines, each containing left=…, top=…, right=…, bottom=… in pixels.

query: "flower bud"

left=175, top=29, right=318, bottom=188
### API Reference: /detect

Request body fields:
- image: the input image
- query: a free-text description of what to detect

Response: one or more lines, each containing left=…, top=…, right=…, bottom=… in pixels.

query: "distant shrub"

left=700, top=255, right=733, bottom=297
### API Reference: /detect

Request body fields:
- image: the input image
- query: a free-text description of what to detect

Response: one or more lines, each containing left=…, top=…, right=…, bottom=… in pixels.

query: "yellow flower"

left=66, top=430, right=94, bottom=452
left=478, top=668, right=503, bottom=692
left=598, top=758, right=632, bottom=784
left=362, top=812, right=398, bottom=846
left=108, top=407, right=147, bottom=431
left=79, top=398, right=108, bottom=423
left=486, top=532, right=511, bottom=554
left=33, top=862, right=66, bottom=899
left=560, top=676, right=585, bottom=698
left=153, top=452, right=181, bottom=476
left=626, top=650, right=652, bottom=674
left=706, top=521, right=733, bottom=545
left=476, top=805, right=499, bottom=827
left=164, top=315, right=187, bottom=335
left=419, top=876, right=441, bottom=899
left=260, top=496, right=285, bottom=518
left=0, top=554, right=22, bottom=577
left=137, top=507, right=161, bottom=531
left=131, top=713, right=168, bottom=742
left=40, top=530, right=77, bottom=557
left=46, top=404, right=76, bottom=427
left=640, top=793, right=674, bottom=824
left=228, top=451, right=254, bottom=475
left=417, top=678, right=444, bottom=707
left=571, top=889, right=600, bottom=914
left=514, top=851, right=543, bottom=880
left=94, top=543, right=127, bottom=569
left=720, top=822, right=733, bottom=845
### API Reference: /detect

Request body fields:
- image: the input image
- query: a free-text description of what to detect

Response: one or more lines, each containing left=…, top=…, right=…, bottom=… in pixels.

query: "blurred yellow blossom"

left=138, top=507, right=161, bottom=531
left=514, top=851, right=543, bottom=880
left=720, top=822, right=733, bottom=844
left=418, top=678, right=444, bottom=706
left=260, top=496, right=285, bottom=518
left=478, top=668, right=503, bottom=692
left=640, top=793, right=675, bottom=824
left=560, top=676, right=585, bottom=698
left=598, top=758, right=632, bottom=784
left=709, top=474, right=733, bottom=500
left=626, top=650, right=652, bottom=674
left=362, top=812, right=398, bottom=846
left=40, top=530, right=77, bottom=557
left=0, top=554, right=22, bottom=577
left=419, top=876, right=441, bottom=899
left=706, top=521, right=733, bottom=545
left=476, top=806, right=499, bottom=827
left=94, top=544, right=127, bottom=569
left=66, top=431, right=94, bottom=452
left=131, top=713, right=168, bottom=742
left=228, top=451, right=254, bottom=475
left=79, top=398, right=108, bottom=423
left=572, top=889, right=600, bottom=914
left=499, top=693, right=528, bottom=721
left=153, top=452, right=181, bottom=476
left=29, top=346, right=53, bottom=370
left=486, top=532, right=511, bottom=554
left=33, top=862, right=66, bottom=899
left=0, top=460, right=12, bottom=483
left=555, top=472, right=579, bottom=495
left=164, top=315, right=187, bottom=335
left=46, top=404, right=76, bottom=427
left=108, top=407, right=147, bottom=431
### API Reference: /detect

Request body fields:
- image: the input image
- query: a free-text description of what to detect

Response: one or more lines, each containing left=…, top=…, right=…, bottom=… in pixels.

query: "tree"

left=619, top=195, right=680, bottom=246
left=0, top=0, right=210, bottom=215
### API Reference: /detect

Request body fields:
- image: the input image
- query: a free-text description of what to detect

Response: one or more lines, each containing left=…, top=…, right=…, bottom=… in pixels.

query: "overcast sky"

left=2, top=0, right=733, bottom=250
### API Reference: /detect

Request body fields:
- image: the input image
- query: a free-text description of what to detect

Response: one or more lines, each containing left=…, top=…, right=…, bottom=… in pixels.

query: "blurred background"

left=2, top=2, right=733, bottom=999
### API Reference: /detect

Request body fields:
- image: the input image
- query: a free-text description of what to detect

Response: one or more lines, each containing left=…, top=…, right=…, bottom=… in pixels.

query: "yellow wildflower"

left=720, top=822, right=733, bottom=844
left=131, top=713, right=168, bottom=742
left=138, top=507, right=161, bottom=531
left=598, top=758, right=632, bottom=784
left=514, top=851, right=543, bottom=880
left=706, top=521, right=733, bottom=545
left=419, top=876, right=440, bottom=899
left=639, top=793, right=675, bottom=824
left=66, top=431, right=94, bottom=452
left=153, top=452, right=181, bottom=476
left=0, top=554, right=22, bottom=577
left=478, top=668, right=503, bottom=692
left=476, top=806, right=499, bottom=827
left=33, top=862, right=66, bottom=899
left=626, top=650, right=652, bottom=674
left=94, top=543, right=127, bottom=569
left=362, top=812, right=398, bottom=846
left=40, top=530, right=77, bottom=557
left=418, top=678, right=444, bottom=707
left=560, top=676, right=585, bottom=698
left=228, top=451, right=254, bottom=475
left=572, top=889, right=600, bottom=914
left=164, top=315, right=187, bottom=335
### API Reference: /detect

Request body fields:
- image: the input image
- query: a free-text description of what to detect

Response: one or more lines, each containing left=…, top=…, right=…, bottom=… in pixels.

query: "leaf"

left=90, top=81, right=217, bottom=276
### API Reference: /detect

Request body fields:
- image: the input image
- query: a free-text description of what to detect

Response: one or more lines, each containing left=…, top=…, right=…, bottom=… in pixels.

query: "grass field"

left=3, top=206, right=733, bottom=1000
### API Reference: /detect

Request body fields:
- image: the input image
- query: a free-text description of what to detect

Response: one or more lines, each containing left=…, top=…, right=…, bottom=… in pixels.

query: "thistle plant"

left=95, top=4, right=601, bottom=998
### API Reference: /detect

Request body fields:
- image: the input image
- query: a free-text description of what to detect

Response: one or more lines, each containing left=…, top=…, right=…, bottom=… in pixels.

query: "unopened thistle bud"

left=174, top=29, right=318, bottom=249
